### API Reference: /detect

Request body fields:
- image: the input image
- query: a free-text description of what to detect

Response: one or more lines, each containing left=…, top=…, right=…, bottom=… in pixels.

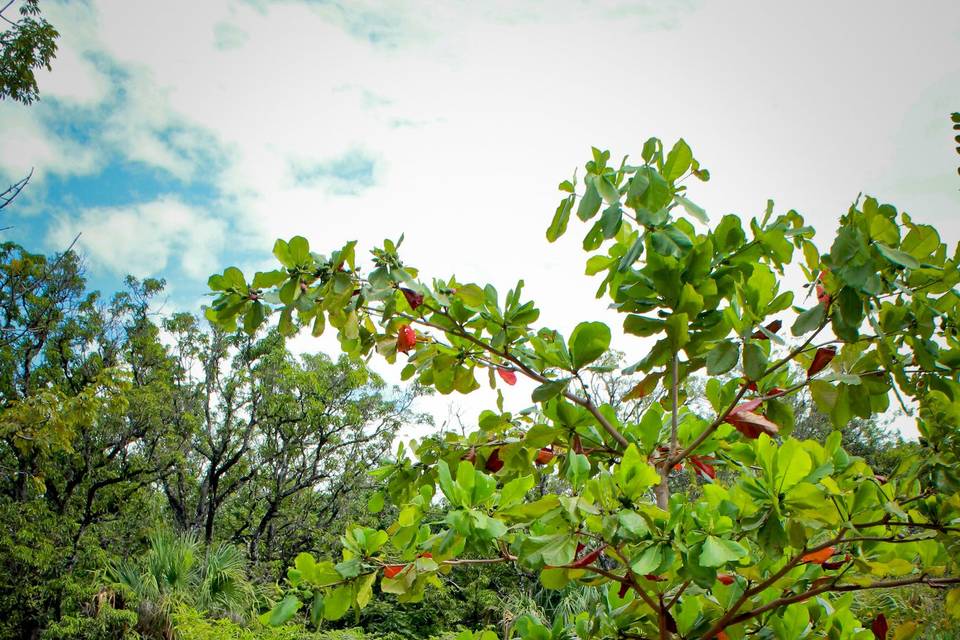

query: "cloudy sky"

left=2, top=0, right=958, bottom=436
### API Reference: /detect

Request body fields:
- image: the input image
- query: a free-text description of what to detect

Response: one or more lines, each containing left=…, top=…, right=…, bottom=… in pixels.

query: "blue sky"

left=2, top=0, right=959, bottom=435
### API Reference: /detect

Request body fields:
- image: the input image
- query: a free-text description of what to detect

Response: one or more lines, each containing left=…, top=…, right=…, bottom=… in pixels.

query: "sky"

left=2, top=0, right=959, bottom=439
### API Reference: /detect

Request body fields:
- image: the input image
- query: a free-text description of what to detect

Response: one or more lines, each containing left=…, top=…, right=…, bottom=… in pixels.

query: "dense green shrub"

left=40, top=603, right=139, bottom=640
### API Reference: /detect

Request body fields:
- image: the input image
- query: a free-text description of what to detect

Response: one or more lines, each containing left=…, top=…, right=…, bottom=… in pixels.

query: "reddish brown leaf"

left=800, top=546, right=835, bottom=565
left=816, top=282, right=832, bottom=306
left=383, top=564, right=407, bottom=579
left=731, top=398, right=764, bottom=414
left=751, top=319, right=783, bottom=339
left=485, top=448, right=504, bottom=472
left=569, top=546, right=605, bottom=568
left=871, top=613, right=888, bottom=640
left=535, top=448, right=554, bottom=465
left=400, top=287, right=424, bottom=310
left=807, top=346, right=837, bottom=377
left=618, top=582, right=630, bottom=598
left=497, top=367, right=517, bottom=385
left=725, top=410, right=780, bottom=439
left=717, top=573, right=735, bottom=585
left=624, top=373, right=661, bottom=400
left=690, top=456, right=717, bottom=479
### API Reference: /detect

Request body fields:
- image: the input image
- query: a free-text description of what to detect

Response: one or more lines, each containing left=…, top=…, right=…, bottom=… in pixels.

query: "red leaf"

left=725, top=410, right=780, bottom=439
left=751, top=319, right=783, bottom=339
left=497, top=367, right=517, bottom=385
left=716, top=573, right=735, bottom=586
left=535, top=448, right=554, bottom=465
left=643, top=574, right=667, bottom=582
left=419, top=551, right=432, bottom=559
left=383, top=564, right=407, bottom=579
left=800, top=546, right=835, bottom=565
left=807, top=346, right=837, bottom=377
left=569, top=546, right=605, bottom=568
left=871, top=613, right=888, bottom=640
left=400, top=287, right=424, bottom=310
left=690, top=456, right=717, bottom=480
left=716, top=632, right=729, bottom=640
left=731, top=398, right=764, bottom=414
left=396, top=325, right=417, bottom=353
left=485, top=448, right=504, bottom=472
left=767, top=387, right=785, bottom=397
left=618, top=582, right=630, bottom=598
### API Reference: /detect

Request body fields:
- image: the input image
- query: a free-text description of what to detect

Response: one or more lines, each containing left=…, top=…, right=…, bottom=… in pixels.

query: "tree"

left=0, top=0, right=58, bottom=105
left=159, top=314, right=423, bottom=572
left=211, top=137, right=960, bottom=639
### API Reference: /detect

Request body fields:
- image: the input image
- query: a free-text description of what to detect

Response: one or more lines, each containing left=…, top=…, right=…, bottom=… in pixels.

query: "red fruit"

left=746, top=380, right=759, bottom=392
left=801, top=546, right=835, bottom=565
left=673, top=462, right=683, bottom=472
left=872, top=613, right=888, bottom=640
left=807, top=346, right=837, bottom=377
left=485, top=448, right=504, bottom=472
left=717, top=573, right=735, bottom=586
left=535, top=448, right=554, bottom=465
left=750, top=319, right=782, bottom=339
left=397, top=325, right=417, bottom=353
left=400, top=288, right=424, bottom=310
left=725, top=410, right=780, bottom=439
left=816, top=282, right=831, bottom=306
left=498, top=367, right=517, bottom=385
left=383, top=564, right=406, bottom=578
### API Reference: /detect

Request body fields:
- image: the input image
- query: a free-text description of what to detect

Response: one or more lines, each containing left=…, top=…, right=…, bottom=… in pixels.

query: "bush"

left=40, top=603, right=139, bottom=640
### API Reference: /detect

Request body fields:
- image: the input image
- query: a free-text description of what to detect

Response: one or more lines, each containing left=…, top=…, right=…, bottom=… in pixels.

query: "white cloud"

left=48, top=197, right=227, bottom=279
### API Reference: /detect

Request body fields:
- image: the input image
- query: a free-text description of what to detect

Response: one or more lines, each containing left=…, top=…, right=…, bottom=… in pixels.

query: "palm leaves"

left=107, top=531, right=259, bottom=639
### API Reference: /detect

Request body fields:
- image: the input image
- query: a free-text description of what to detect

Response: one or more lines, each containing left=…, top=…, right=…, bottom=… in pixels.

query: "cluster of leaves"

left=0, top=0, right=58, bottom=104
left=217, top=135, right=960, bottom=637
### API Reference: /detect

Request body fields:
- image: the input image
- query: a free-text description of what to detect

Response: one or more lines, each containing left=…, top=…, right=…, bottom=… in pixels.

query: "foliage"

left=40, top=603, right=139, bottom=640
left=108, top=531, right=261, bottom=639
left=0, top=0, right=58, bottom=104
left=211, top=137, right=960, bottom=638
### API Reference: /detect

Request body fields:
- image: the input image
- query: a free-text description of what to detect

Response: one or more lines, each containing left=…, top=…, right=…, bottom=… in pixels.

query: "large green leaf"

left=699, top=536, right=747, bottom=567
left=569, top=321, right=611, bottom=369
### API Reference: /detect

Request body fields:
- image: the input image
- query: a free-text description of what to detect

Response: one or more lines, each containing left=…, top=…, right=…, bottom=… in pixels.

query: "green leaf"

left=706, top=341, right=740, bottom=375
left=699, top=535, right=747, bottom=567
left=791, top=304, right=825, bottom=336
left=675, top=195, right=708, bottom=224
left=624, top=315, right=665, bottom=337
left=456, top=284, right=486, bottom=308
left=323, top=585, right=351, bottom=621
left=665, top=313, right=690, bottom=350
left=630, top=545, right=663, bottom=575
left=367, top=491, right=385, bottom=514
left=547, top=196, right=573, bottom=242
left=650, top=226, right=692, bottom=257
left=663, top=138, right=693, bottom=181
left=532, top=379, right=569, bottom=403
left=742, top=343, right=768, bottom=381
left=577, top=182, right=602, bottom=221
left=875, top=242, right=921, bottom=269
left=569, top=321, right=611, bottom=369
left=566, top=452, right=590, bottom=490
left=268, top=595, right=301, bottom=626
left=596, top=176, right=620, bottom=205
left=615, top=444, right=660, bottom=501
